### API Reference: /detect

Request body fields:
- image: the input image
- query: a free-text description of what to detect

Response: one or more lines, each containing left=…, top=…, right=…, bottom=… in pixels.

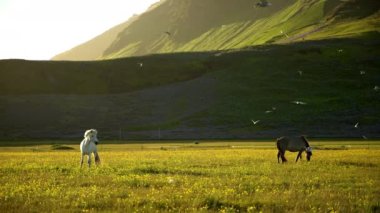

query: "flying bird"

left=251, top=120, right=260, bottom=125
left=255, top=0, right=272, bottom=7
left=280, top=30, right=289, bottom=38
left=354, top=122, right=359, bottom=128
left=360, top=70, right=366, bottom=75
left=265, top=106, right=277, bottom=114
left=291, top=101, right=307, bottom=105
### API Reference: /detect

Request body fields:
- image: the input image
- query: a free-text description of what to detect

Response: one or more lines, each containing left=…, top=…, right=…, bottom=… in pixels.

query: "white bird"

left=362, top=135, right=368, bottom=140
left=280, top=30, right=289, bottom=38
left=337, top=49, right=343, bottom=53
left=374, top=86, right=380, bottom=91
left=292, top=101, right=307, bottom=105
left=251, top=120, right=260, bottom=125
left=360, top=70, right=366, bottom=75
left=255, top=1, right=272, bottom=7
left=298, top=70, right=303, bottom=76
left=138, top=62, right=143, bottom=67
left=265, top=107, right=277, bottom=113
left=354, top=122, right=359, bottom=128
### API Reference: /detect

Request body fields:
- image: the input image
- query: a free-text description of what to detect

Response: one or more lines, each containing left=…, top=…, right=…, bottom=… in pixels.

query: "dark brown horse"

left=276, top=136, right=312, bottom=163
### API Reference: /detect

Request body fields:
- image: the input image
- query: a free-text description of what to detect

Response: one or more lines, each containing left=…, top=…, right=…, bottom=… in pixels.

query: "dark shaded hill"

left=1, top=36, right=380, bottom=139
left=1, top=53, right=216, bottom=95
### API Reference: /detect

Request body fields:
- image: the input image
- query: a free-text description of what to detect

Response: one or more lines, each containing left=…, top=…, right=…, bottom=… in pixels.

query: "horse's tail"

left=94, top=152, right=101, bottom=165
left=276, top=137, right=288, bottom=163
left=276, top=137, right=285, bottom=151
left=276, top=138, right=281, bottom=150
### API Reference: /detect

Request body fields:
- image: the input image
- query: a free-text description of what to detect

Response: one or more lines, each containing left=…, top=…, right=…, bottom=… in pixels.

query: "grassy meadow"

left=0, top=141, right=379, bottom=212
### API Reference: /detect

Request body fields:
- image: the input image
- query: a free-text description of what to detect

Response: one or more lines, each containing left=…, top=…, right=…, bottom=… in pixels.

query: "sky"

left=0, top=0, right=160, bottom=60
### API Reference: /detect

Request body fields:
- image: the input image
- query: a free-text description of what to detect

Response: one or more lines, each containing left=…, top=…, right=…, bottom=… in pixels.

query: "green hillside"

left=1, top=36, right=379, bottom=139
left=102, top=0, right=296, bottom=58
left=53, top=0, right=380, bottom=60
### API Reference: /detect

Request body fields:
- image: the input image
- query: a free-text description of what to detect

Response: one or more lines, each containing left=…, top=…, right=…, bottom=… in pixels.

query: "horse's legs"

left=94, top=152, right=101, bottom=165
left=277, top=151, right=281, bottom=163
left=296, top=151, right=302, bottom=162
left=87, top=154, right=92, bottom=168
left=280, top=151, right=287, bottom=163
left=80, top=154, right=84, bottom=168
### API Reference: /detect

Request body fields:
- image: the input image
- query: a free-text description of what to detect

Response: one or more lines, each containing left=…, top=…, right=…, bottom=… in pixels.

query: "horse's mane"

left=301, top=136, right=310, bottom=147
left=83, top=129, right=97, bottom=146
left=83, top=137, right=90, bottom=146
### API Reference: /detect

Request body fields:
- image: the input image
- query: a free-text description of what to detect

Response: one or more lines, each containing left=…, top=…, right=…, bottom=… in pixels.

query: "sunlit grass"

left=0, top=141, right=379, bottom=212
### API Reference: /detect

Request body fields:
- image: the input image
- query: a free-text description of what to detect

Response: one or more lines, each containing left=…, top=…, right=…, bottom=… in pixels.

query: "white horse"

left=80, top=129, right=101, bottom=168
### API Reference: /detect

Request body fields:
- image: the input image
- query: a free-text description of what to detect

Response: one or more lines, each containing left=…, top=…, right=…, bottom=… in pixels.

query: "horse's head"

left=306, top=147, right=312, bottom=161
left=84, top=129, right=99, bottom=145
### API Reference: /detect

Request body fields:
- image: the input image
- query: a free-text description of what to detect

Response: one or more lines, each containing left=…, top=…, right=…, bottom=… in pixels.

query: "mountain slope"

left=51, top=1, right=165, bottom=61
left=51, top=17, right=137, bottom=61
left=102, top=0, right=296, bottom=58
left=53, top=0, right=380, bottom=60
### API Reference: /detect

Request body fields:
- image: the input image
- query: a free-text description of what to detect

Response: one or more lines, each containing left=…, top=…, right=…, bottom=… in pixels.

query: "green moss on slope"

left=100, top=0, right=380, bottom=59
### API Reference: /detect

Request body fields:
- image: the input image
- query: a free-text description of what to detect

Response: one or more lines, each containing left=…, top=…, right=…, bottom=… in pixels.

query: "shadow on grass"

left=133, top=166, right=205, bottom=176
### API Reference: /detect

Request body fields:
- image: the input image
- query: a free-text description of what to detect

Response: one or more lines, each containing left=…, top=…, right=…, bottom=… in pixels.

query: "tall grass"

left=0, top=144, right=379, bottom=212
